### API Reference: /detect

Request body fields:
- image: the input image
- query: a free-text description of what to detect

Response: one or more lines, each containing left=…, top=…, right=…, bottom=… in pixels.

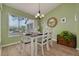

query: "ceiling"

left=5, top=3, right=61, bottom=16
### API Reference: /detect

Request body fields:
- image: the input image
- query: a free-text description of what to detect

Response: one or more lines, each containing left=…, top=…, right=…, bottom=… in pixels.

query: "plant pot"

left=57, top=35, right=76, bottom=48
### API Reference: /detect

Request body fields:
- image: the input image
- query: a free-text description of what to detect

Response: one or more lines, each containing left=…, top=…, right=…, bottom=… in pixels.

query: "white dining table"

left=25, top=33, right=43, bottom=56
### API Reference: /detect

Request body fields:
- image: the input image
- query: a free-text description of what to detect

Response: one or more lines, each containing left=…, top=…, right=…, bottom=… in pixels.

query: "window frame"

left=8, top=13, right=35, bottom=37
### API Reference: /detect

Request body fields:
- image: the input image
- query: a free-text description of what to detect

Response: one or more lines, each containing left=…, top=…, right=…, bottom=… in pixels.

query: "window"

left=27, top=23, right=33, bottom=32
left=9, top=15, right=19, bottom=36
left=18, top=17, right=26, bottom=33
left=8, top=14, right=34, bottom=37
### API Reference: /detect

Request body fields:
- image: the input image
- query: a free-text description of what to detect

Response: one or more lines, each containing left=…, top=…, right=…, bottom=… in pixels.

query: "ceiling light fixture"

left=35, top=3, right=44, bottom=19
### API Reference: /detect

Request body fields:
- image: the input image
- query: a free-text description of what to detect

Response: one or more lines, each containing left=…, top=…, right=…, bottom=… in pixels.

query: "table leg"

left=46, top=39, right=50, bottom=51
left=31, top=38, right=34, bottom=56
left=35, top=38, right=37, bottom=56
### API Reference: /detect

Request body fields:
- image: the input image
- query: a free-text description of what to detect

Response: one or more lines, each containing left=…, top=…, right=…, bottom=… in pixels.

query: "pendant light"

left=35, top=3, right=44, bottom=19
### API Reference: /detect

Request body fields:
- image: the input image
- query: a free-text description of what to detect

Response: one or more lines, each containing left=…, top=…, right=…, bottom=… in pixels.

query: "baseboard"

left=1, top=41, right=20, bottom=48
left=76, top=48, right=79, bottom=51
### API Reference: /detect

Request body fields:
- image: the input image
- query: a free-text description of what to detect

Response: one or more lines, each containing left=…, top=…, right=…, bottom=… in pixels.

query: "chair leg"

left=31, top=38, right=34, bottom=56
left=22, top=43, right=26, bottom=55
left=50, top=40, right=53, bottom=47
left=41, top=46, right=44, bottom=56
left=20, top=43, right=24, bottom=55
left=46, top=43, right=50, bottom=51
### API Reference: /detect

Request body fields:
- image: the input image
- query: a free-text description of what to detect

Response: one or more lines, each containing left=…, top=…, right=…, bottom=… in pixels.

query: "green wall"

left=1, top=4, right=34, bottom=45
left=42, top=4, right=79, bottom=48
left=0, top=4, right=1, bottom=47
left=76, top=4, right=79, bottom=48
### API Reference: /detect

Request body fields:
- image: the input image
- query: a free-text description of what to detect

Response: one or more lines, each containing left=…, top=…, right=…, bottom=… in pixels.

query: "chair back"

left=41, top=32, right=48, bottom=43
left=20, top=32, right=31, bottom=43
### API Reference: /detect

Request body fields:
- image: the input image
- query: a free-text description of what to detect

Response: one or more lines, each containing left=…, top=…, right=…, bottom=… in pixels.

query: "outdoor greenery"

left=37, top=19, right=42, bottom=33
left=19, top=26, right=26, bottom=32
left=10, top=26, right=26, bottom=33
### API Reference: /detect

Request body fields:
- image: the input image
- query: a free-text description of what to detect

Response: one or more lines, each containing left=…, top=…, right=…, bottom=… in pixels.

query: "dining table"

left=25, top=32, right=43, bottom=56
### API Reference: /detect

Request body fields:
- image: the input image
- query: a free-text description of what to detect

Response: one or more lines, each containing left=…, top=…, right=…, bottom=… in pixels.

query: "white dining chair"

left=45, top=27, right=54, bottom=47
left=47, top=31, right=53, bottom=47
left=16, top=32, right=32, bottom=55
left=37, top=32, right=50, bottom=55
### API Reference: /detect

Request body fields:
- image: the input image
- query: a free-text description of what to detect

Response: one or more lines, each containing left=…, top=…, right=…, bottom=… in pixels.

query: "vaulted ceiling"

left=5, top=3, right=61, bottom=16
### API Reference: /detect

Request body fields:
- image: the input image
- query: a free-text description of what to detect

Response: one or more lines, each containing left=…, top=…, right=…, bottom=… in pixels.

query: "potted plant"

left=57, top=31, right=76, bottom=48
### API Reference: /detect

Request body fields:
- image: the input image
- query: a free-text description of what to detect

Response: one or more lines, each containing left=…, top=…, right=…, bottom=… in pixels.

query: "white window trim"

left=8, top=34, right=21, bottom=37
